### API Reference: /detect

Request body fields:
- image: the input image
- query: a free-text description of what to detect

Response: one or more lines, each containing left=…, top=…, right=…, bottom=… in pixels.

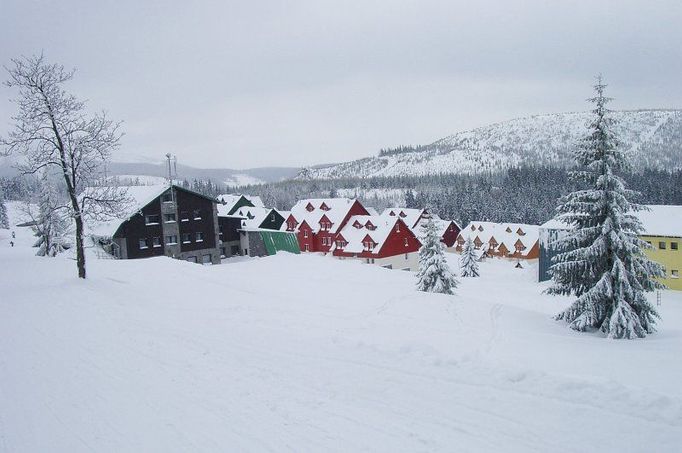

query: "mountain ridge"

left=301, top=109, right=682, bottom=179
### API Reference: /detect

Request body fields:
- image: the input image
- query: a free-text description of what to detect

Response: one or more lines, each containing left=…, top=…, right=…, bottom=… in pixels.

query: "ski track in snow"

left=1, top=202, right=681, bottom=452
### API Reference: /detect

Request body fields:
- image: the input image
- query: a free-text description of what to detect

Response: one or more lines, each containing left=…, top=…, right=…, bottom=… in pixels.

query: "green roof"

left=259, top=231, right=300, bottom=255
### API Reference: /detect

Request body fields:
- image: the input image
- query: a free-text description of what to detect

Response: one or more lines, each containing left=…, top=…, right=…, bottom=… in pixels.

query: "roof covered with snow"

left=540, top=205, right=682, bottom=238
left=216, top=193, right=265, bottom=215
left=458, top=221, right=539, bottom=257
left=232, top=206, right=280, bottom=230
left=85, top=185, right=170, bottom=237
left=335, top=215, right=402, bottom=254
left=380, top=208, right=428, bottom=229
left=289, top=198, right=362, bottom=234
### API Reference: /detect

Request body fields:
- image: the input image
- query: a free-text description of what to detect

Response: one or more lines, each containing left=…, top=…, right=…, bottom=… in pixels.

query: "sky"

left=1, top=0, right=681, bottom=170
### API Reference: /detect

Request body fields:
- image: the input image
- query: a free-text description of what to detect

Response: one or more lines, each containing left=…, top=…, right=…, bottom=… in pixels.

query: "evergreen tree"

left=0, top=189, right=8, bottom=229
left=404, top=189, right=417, bottom=208
left=548, top=76, right=664, bottom=339
left=459, top=237, right=480, bottom=277
left=416, top=217, right=458, bottom=294
left=32, top=175, right=70, bottom=257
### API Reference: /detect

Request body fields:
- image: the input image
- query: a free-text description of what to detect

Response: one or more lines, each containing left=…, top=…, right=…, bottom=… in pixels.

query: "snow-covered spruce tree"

left=416, top=217, right=458, bottom=294
left=460, top=237, right=480, bottom=277
left=31, top=174, right=71, bottom=257
left=548, top=76, right=664, bottom=339
left=0, top=189, right=8, bottom=229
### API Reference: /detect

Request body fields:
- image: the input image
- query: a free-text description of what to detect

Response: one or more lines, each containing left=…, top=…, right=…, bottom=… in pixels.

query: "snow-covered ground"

left=1, top=202, right=681, bottom=452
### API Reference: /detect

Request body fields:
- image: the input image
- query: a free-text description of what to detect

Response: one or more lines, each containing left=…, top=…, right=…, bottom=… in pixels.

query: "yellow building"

left=638, top=206, right=682, bottom=291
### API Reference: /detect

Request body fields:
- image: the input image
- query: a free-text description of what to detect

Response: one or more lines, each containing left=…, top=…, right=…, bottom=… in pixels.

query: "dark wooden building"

left=90, top=184, right=221, bottom=264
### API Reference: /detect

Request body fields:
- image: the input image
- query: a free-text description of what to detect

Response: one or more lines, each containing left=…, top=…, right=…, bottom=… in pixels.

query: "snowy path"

left=1, top=209, right=681, bottom=452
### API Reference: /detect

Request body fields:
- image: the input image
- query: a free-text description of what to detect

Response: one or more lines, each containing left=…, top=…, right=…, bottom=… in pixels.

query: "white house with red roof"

left=332, top=214, right=422, bottom=270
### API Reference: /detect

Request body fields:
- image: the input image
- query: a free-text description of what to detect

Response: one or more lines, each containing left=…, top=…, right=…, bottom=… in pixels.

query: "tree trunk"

left=74, top=213, right=86, bottom=279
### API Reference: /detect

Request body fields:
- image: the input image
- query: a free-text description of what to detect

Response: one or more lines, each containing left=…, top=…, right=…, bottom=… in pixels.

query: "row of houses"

left=87, top=184, right=681, bottom=290
left=87, top=186, right=462, bottom=271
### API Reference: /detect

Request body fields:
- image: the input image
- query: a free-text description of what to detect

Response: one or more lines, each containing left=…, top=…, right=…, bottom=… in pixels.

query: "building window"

left=164, top=213, right=176, bottom=223
left=202, top=254, right=212, bottom=264
left=193, top=209, right=202, bottom=220
left=672, top=242, right=679, bottom=251
left=672, top=270, right=679, bottom=278
left=145, top=214, right=160, bottom=225
left=138, top=238, right=149, bottom=249
left=182, top=233, right=192, bottom=244
left=303, top=230, right=308, bottom=238
left=180, top=211, right=190, bottom=222
left=161, top=193, right=173, bottom=203
left=304, top=244, right=309, bottom=252
left=404, top=238, right=409, bottom=247
left=396, top=224, right=400, bottom=232
left=196, top=232, right=204, bottom=242
left=152, top=237, right=162, bottom=248
left=165, top=235, right=178, bottom=245
left=659, top=241, right=666, bottom=250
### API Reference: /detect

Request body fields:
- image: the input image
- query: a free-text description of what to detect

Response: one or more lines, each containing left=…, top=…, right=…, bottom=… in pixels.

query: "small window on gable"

left=399, top=211, right=407, bottom=218
left=303, top=230, right=308, bottom=238
left=404, top=238, right=409, bottom=247
left=389, top=210, right=396, bottom=216
left=506, top=227, right=512, bottom=233
left=517, top=228, right=525, bottom=236
left=470, top=225, right=476, bottom=231
left=365, top=221, right=375, bottom=230
left=320, top=202, right=330, bottom=211
left=353, top=220, right=363, bottom=229
left=396, top=223, right=400, bottom=232
left=478, top=226, right=483, bottom=231
left=306, top=203, right=315, bottom=212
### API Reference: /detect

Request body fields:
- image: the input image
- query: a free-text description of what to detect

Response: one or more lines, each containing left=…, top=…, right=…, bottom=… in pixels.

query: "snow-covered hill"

left=1, top=203, right=682, bottom=451
left=303, top=109, right=682, bottom=179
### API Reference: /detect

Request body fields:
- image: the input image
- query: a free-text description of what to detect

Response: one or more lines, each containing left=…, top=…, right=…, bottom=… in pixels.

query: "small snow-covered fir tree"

left=31, top=175, right=70, bottom=257
left=0, top=189, right=8, bottom=229
left=548, top=76, right=664, bottom=339
left=416, top=217, right=458, bottom=294
left=460, top=237, right=480, bottom=277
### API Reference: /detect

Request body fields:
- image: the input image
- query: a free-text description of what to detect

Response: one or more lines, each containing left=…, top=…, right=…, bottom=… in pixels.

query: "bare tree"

left=1, top=54, right=126, bottom=278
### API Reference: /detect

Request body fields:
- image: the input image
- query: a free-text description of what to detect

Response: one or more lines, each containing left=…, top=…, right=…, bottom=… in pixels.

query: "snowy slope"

left=1, top=203, right=682, bottom=452
left=305, top=109, right=682, bottom=178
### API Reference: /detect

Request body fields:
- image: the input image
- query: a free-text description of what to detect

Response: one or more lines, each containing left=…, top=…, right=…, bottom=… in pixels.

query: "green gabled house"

left=217, top=193, right=265, bottom=215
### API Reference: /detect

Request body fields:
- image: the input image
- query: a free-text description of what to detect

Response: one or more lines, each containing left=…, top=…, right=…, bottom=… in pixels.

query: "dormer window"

left=506, top=227, right=512, bottom=233
left=399, top=211, right=407, bottom=218
left=306, top=203, right=315, bottom=212
left=365, top=221, right=375, bottom=230
left=517, top=228, right=525, bottom=236
left=353, top=220, right=363, bottom=229
left=478, top=226, right=483, bottom=231
left=389, top=210, right=396, bottom=216
left=336, top=240, right=347, bottom=249
left=470, top=225, right=476, bottom=231
left=320, top=202, right=330, bottom=211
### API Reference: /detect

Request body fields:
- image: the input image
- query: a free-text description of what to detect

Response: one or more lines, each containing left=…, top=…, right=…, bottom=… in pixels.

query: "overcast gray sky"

left=1, top=0, right=680, bottom=169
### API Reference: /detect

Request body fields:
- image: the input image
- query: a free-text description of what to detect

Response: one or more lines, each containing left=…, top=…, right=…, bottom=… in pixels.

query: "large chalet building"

left=332, top=215, right=422, bottom=270
left=285, top=198, right=370, bottom=252
left=456, top=221, right=539, bottom=260
left=88, top=184, right=221, bottom=264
